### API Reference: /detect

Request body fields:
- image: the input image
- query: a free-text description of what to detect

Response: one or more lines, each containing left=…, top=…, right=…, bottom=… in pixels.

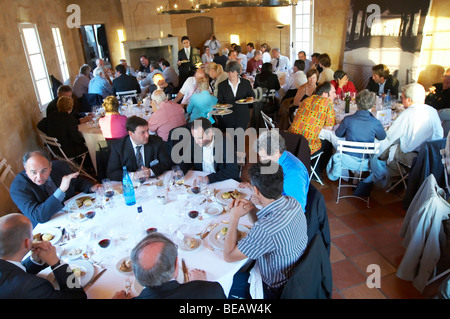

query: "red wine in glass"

left=105, top=190, right=114, bottom=198
left=146, top=227, right=157, bottom=235
left=98, top=239, right=111, bottom=248
left=85, top=211, right=96, bottom=219
left=188, top=210, right=199, bottom=219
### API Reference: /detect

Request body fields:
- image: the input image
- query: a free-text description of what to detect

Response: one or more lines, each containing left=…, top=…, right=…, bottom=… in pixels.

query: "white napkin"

left=248, top=262, right=264, bottom=299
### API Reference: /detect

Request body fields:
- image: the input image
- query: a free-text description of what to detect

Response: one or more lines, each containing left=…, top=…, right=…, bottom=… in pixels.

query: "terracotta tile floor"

left=312, top=175, right=444, bottom=299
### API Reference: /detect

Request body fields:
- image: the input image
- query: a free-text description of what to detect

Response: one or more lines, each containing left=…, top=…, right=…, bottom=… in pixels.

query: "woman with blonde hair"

left=205, top=62, right=228, bottom=97
left=98, top=95, right=128, bottom=140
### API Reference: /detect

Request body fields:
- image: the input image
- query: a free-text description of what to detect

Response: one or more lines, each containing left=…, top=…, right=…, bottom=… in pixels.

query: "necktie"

left=276, top=58, right=280, bottom=68
left=135, top=145, right=144, bottom=169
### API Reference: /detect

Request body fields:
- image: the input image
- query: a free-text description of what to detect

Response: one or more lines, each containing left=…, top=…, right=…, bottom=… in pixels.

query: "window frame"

left=51, top=26, right=70, bottom=84
left=291, top=0, right=314, bottom=61
left=18, top=23, right=53, bottom=111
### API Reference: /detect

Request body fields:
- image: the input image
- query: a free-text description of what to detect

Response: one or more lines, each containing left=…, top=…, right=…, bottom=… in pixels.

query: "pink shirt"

left=148, top=101, right=186, bottom=142
left=99, top=113, right=128, bottom=139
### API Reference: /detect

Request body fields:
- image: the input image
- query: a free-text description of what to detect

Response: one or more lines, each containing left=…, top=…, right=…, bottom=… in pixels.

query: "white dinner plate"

left=66, top=193, right=97, bottom=211
left=208, top=222, right=249, bottom=251
left=202, top=202, right=224, bottom=216
left=116, top=257, right=134, bottom=276
left=32, top=227, right=62, bottom=245
left=235, top=98, right=255, bottom=104
left=59, top=243, right=86, bottom=261
left=212, top=104, right=232, bottom=109
left=211, top=109, right=233, bottom=116
left=178, top=236, right=202, bottom=252
left=215, top=188, right=252, bottom=206
left=47, top=260, right=94, bottom=288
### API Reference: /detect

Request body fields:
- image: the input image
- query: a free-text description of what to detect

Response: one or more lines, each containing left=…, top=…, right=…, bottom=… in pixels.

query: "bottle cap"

left=137, top=206, right=143, bottom=213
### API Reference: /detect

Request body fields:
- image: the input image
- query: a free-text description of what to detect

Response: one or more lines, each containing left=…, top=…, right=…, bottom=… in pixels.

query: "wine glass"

left=66, top=211, right=81, bottom=240
left=172, top=166, right=184, bottom=187
left=102, top=178, right=115, bottom=208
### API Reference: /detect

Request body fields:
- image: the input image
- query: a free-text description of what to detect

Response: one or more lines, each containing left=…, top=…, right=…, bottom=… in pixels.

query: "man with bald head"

left=114, top=233, right=226, bottom=299
left=0, top=214, right=86, bottom=298
left=10, top=150, right=101, bottom=227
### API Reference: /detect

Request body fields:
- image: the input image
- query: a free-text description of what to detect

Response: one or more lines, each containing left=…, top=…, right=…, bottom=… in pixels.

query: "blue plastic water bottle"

left=384, top=89, right=391, bottom=109
left=122, top=166, right=136, bottom=206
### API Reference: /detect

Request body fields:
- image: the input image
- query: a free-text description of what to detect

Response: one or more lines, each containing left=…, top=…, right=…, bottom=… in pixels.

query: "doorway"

left=186, top=17, right=214, bottom=55
left=79, top=24, right=111, bottom=70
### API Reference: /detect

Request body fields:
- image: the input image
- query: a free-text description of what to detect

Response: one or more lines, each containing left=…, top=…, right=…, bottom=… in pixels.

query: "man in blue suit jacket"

left=0, top=213, right=86, bottom=299
left=10, top=150, right=100, bottom=228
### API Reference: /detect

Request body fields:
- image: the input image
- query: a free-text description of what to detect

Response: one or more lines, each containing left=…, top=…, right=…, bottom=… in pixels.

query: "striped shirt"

left=238, top=196, right=308, bottom=288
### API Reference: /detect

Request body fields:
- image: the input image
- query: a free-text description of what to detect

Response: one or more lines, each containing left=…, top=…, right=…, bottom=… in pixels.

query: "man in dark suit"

left=177, top=36, right=201, bottom=88
left=113, top=232, right=226, bottom=299
left=0, top=213, right=86, bottom=299
left=107, top=116, right=172, bottom=181
left=112, top=64, right=141, bottom=95
left=366, top=64, right=399, bottom=97
left=217, top=60, right=255, bottom=131
left=174, top=117, right=240, bottom=184
left=10, top=150, right=100, bottom=228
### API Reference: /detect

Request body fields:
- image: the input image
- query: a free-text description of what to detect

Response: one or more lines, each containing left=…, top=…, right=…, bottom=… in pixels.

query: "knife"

left=201, top=223, right=218, bottom=239
left=84, top=268, right=106, bottom=289
left=181, top=259, right=189, bottom=283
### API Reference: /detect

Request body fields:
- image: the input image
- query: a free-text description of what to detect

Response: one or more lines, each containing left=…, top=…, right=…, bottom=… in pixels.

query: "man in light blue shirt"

left=240, top=129, right=310, bottom=210
left=88, top=66, right=113, bottom=99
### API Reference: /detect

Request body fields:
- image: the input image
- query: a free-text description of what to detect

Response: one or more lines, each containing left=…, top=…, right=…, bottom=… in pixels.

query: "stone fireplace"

left=123, top=37, right=180, bottom=73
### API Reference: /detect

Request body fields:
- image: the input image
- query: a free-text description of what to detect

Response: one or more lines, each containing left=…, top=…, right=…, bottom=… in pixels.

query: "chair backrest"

left=38, top=131, right=69, bottom=161
left=337, top=140, right=380, bottom=156
left=116, top=90, right=138, bottom=100
left=0, top=158, right=16, bottom=190
left=261, top=111, right=275, bottom=130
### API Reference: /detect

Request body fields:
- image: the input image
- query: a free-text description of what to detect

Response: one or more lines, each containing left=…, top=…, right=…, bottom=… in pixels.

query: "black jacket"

left=134, top=280, right=226, bottom=299
left=280, top=234, right=332, bottom=299
left=112, top=74, right=141, bottom=95
left=0, top=258, right=87, bottom=299
left=366, top=75, right=399, bottom=97
left=217, top=78, right=255, bottom=131
left=107, top=135, right=171, bottom=181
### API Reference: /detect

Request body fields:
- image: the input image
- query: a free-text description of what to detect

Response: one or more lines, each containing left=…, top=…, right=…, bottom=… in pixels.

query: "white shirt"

left=278, top=71, right=307, bottom=101
left=130, top=137, right=146, bottom=167
left=185, top=47, right=191, bottom=60
left=202, top=138, right=216, bottom=174
left=238, top=53, right=247, bottom=73
left=228, top=78, right=241, bottom=97
left=262, top=52, right=271, bottom=64
left=386, top=103, right=443, bottom=153
left=271, top=55, right=291, bottom=74
left=246, top=49, right=255, bottom=61
left=204, top=39, right=221, bottom=55
left=202, top=53, right=215, bottom=64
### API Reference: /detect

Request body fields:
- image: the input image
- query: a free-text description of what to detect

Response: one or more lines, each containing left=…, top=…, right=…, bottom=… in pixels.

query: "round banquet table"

left=33, top=170, right=255, bottom=299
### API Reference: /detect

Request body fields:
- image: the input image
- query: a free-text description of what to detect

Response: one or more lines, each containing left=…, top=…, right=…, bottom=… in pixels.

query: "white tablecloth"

left=33, top=171, right=253, bottom=299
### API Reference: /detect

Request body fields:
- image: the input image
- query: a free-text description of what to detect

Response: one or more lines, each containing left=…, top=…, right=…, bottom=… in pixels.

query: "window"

left=19, top=23, right=52, bottom=110
left=52, top=27, right=70, bottom=83
left=292, top=0, right=314, bottom=59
